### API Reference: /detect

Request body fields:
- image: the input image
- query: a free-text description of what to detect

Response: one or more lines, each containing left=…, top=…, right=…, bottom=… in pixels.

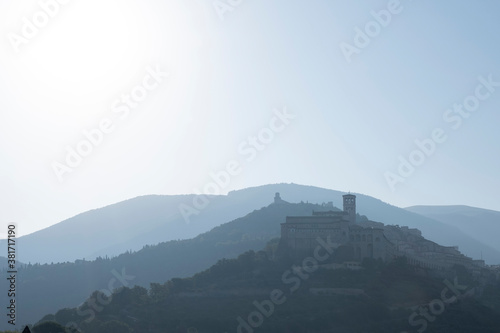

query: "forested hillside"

left=34, top=247, right=500, bottom=333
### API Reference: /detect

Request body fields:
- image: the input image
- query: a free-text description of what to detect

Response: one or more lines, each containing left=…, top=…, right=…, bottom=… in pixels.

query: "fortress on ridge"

left=278, top=193, right=389, bottom=261
left=276, top=193, right=487, bottom=272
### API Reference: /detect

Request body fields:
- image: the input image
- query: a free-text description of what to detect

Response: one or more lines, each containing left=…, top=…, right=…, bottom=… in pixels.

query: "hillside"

left=35, top=247, right=500, bottom=333
left=0, top=256, right=23, bottom=270
left=2, top=185, right=500, bottom=330
left=3, top=184, right=500, bottom=266
left=1, top=201, right=323, bottom=330
left=406, top=205, right=500, bottom=256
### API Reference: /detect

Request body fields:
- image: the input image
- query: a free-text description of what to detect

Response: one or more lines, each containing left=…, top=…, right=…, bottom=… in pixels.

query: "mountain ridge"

left=2, top=184, right=500, bottom=265
left=405, top=205, right=500, bottom=258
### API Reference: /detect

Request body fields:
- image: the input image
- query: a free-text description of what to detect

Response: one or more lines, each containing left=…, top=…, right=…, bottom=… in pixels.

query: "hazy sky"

left=1, top=0, right=499, bottom=236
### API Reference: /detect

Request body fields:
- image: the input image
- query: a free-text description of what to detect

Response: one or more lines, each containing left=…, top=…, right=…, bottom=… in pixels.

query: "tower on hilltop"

left=343, top=193, right=356, bottom=224
left=274, top=192, right=284, bottom=204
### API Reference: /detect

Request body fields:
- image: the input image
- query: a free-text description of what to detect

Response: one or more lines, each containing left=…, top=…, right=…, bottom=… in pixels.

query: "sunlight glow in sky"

left=1, top=0, right=499, bottom=235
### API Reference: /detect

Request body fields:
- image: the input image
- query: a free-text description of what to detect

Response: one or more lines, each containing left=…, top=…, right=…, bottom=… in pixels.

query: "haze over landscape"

left=1, top=1, right=499, bottom=332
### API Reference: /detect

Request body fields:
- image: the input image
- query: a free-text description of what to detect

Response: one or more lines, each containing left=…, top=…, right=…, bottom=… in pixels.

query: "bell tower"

left=274, top=192, right=283, bottom=204
left=343, top=193, right=356, bottom=224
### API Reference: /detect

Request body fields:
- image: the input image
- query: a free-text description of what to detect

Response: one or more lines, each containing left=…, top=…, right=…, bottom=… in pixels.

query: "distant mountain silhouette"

left=0, top=256, right=23, bottom=270
left=406, top=205, right=500, bottom=256
left=2, top=184, right=499, bottom=266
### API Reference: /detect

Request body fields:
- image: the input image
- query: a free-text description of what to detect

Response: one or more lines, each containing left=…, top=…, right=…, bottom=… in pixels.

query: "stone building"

left=277, top=193, right=489, bottom=272
left=278, top=193, right=392, bottom=262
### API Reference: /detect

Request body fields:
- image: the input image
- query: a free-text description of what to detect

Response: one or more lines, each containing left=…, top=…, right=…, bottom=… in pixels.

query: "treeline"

left=31, top=249, right=500, bottom=333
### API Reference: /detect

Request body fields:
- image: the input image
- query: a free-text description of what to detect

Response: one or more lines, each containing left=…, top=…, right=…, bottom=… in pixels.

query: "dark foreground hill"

left=34, top=247, right=500, bottom=333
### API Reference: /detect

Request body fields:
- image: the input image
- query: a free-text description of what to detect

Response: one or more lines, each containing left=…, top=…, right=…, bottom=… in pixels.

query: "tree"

left=54, top=308, right=78, bottom=327
left=97, top=320, right=131, bottom=333
left=32, top=321, right=66, bottom=333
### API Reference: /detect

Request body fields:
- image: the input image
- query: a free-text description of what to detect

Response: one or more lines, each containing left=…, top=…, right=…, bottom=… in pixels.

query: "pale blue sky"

left=1, top=0, right=499, bottom=235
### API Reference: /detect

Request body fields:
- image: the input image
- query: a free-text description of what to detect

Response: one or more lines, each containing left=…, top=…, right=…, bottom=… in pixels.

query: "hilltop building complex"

left=277, top=193, right=486, bottom=272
